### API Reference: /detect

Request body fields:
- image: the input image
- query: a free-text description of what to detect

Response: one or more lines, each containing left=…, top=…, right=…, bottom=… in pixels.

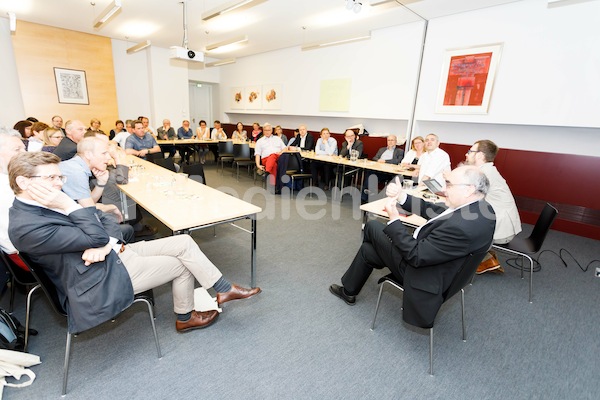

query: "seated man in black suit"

left=287, top=124, right=315, bottom=151
left=361, top=135, right=405, bottom=203
left=336, top=129, right=365, bottom=191
left=339, top=129, right=363, bottom=159
left=53, top=120, right=87, bottom=161
left=8, top=152, right=261, bottom=334
left=330, top=166, right=495, bottom=328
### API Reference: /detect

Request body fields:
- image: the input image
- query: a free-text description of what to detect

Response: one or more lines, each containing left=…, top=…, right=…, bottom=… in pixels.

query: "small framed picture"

left=244, top=86, right=262, bottom=110
left=54, top=67, right=89, bottom=105
left=262, top=84, right=282, bottom=110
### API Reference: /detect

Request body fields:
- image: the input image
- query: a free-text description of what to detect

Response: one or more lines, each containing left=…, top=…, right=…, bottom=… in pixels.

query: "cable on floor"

left=504, top=248, right=600, bottom=273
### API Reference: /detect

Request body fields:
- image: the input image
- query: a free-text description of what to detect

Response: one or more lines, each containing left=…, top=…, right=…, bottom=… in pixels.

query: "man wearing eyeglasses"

left=51, top=115, right=66, bottom=135
left=7, top=152, right=260, bottom=334
left=329, top=166, right=495, bottom=328
left=339, top=129, right=363, bottom=159
left=464, top=140, right=522, bottom=274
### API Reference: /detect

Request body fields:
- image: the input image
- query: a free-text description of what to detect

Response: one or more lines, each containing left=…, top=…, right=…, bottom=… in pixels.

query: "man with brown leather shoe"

left=7, top=152, right=261, bottom=335
left=464, top=140, right=522, bottom=275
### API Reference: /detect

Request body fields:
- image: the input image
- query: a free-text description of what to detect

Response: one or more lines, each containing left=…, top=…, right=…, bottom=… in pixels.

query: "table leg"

left=119, top=190, right=130, bottom=221
left=251, top=216, right=257, bottom=288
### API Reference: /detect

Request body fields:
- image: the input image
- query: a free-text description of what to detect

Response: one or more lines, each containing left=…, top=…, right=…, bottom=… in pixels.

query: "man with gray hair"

left=330, top=166, right=495, bottom=327
left=59, top=136, right=134, bottom=242
left=54, top=120, right=87, bottom=161
left=254, top=122, right=285, bottom=189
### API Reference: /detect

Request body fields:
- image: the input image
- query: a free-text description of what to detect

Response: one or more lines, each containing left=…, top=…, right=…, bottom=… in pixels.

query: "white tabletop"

left=119, top=156, right=262, bottom=232
left=294, top=150, right=417, bottom=176
left=360, top=197, right=428, bottom=227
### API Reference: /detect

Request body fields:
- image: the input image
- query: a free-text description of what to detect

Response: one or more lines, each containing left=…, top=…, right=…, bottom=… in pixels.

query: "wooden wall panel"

left=11, top=21, right=118, bottom=129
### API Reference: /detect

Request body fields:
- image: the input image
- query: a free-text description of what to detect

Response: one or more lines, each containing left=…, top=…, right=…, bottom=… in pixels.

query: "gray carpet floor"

left=3, top=163, right=600, bottom=399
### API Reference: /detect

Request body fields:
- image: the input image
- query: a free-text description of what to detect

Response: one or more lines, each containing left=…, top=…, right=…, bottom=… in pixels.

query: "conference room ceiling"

left=2, top=0, right=525, bottom=60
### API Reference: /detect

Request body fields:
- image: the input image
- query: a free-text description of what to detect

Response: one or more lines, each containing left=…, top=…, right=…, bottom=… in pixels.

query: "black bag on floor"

left=0, top=308, right=35, bottom=351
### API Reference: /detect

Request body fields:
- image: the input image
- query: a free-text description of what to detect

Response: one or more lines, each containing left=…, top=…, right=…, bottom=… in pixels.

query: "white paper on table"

left=194, top=287, right=222, bottom=313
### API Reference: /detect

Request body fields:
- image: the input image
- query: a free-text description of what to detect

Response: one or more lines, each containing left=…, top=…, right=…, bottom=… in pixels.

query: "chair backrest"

left=18, top=253, right=68, bottom=317
left=145, top=152, right=161, bottom=163
left=0, top=251, right=37, bottom=287
left=153, top=157, right=177, bottom=172
left=528, top=203, right=558, bottom=252
left=285, top=153, right=302, bottom=173
left=182, top=163, right=206, bottom=185
left=233, top=143, right=251, bottom=159
left=442, top=249, right=489, bottom=302
left=218, top=140, right=234, bottom=155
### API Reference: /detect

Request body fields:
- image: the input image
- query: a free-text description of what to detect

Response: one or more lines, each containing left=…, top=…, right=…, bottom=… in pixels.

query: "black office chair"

left=371, top=249, right=488, bottom=375
left=232, top=143, right=255, bottom=180
left=285, top=152, right=312, bottom=194
left=0, top=251, right=37, bottom=313
left=145, top=152, right=161, bottom=163
left=153, top=157, right=177, bottom=172
left=182, top=162, right=207, bottom=185
left=217, top=141, right=235, bottom=174
left=19, top=253, right=161, bottom=396
left=492, top=203, right=558, bottom=303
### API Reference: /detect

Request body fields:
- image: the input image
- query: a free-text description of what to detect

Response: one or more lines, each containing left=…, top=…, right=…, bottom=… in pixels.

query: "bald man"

left=54, top=120, right=87, bottom=161
left=331, top=166, right=495, bottom=328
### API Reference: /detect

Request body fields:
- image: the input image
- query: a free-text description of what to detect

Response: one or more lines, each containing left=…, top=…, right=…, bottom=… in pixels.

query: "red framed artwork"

left=436, top=44, right=502, bottom=114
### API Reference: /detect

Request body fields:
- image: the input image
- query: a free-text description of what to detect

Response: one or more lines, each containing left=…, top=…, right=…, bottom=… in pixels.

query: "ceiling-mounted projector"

left=170, top=46, right=204, bottom=63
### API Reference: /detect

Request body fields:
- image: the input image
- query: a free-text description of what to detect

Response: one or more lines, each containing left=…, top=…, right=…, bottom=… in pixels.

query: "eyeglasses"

left=28, top=175, right=67, bottom=183
left=466, top=150, right=481, bottom=155
left=445, top=180, right=472, bottom=188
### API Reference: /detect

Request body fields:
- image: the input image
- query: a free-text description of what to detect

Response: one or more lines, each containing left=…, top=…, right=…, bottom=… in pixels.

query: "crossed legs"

left=119, top=235, right=222, bottom=314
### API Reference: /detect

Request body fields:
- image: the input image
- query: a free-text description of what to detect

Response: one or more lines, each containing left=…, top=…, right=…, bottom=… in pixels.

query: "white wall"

left=112, top=39, right=224, bottom=130
left=147, top=46, right=189, bottom=126
left=216, top=0, right=600, bottom=156
left=219, top=22, right=425, bottom=138
left=0, top=18, right=26, bottom=127
left=413, top=0, right=600, bottom=155
left=417, top=0, right=600, bottom=128
left=111, top=39, right=153, bottom=124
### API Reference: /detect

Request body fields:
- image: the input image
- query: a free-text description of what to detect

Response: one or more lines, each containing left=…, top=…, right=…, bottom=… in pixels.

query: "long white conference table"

left=118, top=155, right=262, bottom=287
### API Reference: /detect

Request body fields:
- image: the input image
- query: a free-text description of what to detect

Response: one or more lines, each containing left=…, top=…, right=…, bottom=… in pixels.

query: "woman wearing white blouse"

left=400, top=135, right=425, bottom=181
left=400, top=135, right=425, bottom=165
left=195, top=120, right=210, bottom=163
left=196, top=120, right=210, bottom=139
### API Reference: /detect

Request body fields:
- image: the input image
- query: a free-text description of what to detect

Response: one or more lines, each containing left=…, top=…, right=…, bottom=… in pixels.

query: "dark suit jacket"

left=53, top=137, right=78, bottom=161
left=9, top=200, right=133, bottom=334
left=372, top=147, right=404, bottom=164
left=383, top=196, right=495, bottom=328
left=339, top=140, right=364, bottom=158
left=288, top=134, right=315, bottom=150
left=157, top=126, right=176, bottom=140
